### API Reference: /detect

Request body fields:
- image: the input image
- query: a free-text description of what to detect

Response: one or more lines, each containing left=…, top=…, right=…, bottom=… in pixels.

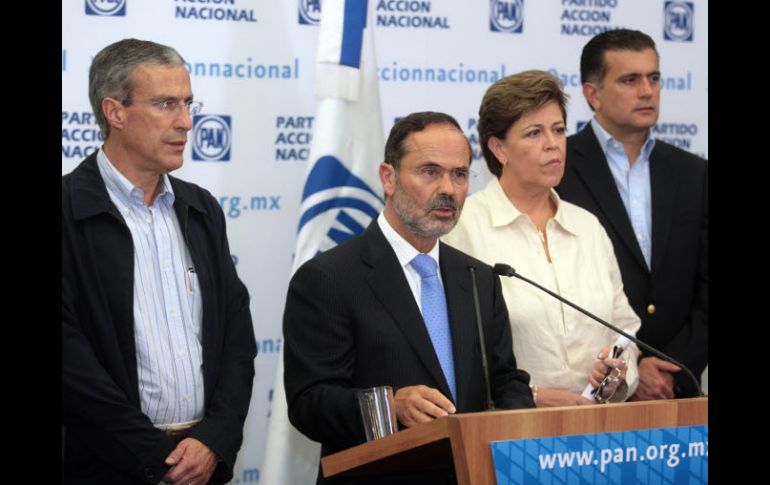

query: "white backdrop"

left=62, top=1, right=707, bottom=482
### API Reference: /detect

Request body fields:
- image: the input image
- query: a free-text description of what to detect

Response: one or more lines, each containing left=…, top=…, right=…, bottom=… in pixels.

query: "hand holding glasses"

left=582, top=332, right=634, bottom=404
left=592, top=346, right=627, bottom=403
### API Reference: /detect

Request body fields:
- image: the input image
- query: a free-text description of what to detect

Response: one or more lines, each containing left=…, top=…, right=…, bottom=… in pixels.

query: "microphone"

left=491, top=263, right=703, bottom=397
left=467, top=264, right=496, bottom=411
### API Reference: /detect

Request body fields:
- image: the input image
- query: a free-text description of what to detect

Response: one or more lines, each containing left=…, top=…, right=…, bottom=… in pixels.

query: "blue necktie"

left=410, top=253, right=456, bottom=401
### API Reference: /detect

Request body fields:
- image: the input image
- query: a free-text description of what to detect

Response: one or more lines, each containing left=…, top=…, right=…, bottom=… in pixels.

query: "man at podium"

left=283, top=112, right=535, bottom=484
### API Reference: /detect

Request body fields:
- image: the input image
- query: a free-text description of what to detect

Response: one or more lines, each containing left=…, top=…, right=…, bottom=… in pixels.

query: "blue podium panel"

left=492, top=425, right=708, bottom=484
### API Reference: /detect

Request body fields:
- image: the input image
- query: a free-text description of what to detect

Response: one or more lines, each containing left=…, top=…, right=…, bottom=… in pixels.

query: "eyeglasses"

left=592, top=366, right=624, bottom=404
left=124, top=97, right=203, bottom=116
left=413, top=165, right=475, bottom=186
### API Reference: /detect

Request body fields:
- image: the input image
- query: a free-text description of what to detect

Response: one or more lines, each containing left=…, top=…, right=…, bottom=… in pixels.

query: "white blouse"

left=443, top=178, right=640, bottom=399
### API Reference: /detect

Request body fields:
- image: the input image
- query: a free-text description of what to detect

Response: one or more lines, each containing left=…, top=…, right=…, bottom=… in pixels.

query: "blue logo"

left=664, top=1, right=694, bottom=42
left=85, top=0, right=126, bottom=16
left=299, top=0, right=322, bottom=25
left=192, top=115, right=231, bottom=161
left=296, top=156, right=384, bottom=259
left=490, top=0, right=523, bottom=33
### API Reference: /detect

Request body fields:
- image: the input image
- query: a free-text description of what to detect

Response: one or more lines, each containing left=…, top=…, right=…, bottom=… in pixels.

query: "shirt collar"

left=377, top=212, right=441, bottom=270
left=485, top=177, right=578, bottom=236
left=590, top=117, right=656, bottom=161
left=96, top=146, right=175, bottom=206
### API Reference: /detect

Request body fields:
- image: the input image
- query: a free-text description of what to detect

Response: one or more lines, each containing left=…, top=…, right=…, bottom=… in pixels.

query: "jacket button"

left=143, top=468, right=155, bottom=480
left=647, top=304, right=656, bottom=315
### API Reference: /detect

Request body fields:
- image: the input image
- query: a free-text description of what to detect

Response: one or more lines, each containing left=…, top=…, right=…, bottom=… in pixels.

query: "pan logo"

left=295, top=156, right=384, bottom=262
left=664, top=1, right=694, bottom=42
left=85, top=0, right=126, bottom=16
left=490, top=0, right=523, bottom=33
left=299, top=0, right=322, bottom=25
left=192, top=115, right=232, bottom=161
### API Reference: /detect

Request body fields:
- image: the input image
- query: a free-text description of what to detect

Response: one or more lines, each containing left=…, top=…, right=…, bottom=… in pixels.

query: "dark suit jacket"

left=62, top=153, right=257, bottom=484
left=557, top=124, right=707, bottom=397
left=283, top=221, right=533, bottom=484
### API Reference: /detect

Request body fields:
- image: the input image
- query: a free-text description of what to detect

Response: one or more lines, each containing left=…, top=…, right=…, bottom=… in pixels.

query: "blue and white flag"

left=261, top=1, right=384, bottom=483
left=291, top=0, right=384, bottom=270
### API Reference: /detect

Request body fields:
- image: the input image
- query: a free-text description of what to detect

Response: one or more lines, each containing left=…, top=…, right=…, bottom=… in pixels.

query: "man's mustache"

left=428, top=195, right=458, bottom=212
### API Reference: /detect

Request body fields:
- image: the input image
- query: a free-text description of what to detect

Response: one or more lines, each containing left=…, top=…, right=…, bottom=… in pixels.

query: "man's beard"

left=391, top=178, right=460, bottom=240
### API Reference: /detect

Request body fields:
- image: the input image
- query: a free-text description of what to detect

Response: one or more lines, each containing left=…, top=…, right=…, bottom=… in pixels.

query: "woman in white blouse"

left=443, top=70, right=641, bottom=407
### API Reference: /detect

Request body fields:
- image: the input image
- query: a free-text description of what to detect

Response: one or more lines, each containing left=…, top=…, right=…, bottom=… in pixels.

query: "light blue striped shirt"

left=590, top=118, right=656, bottom=269
left=96, top=149, right=204, bottom=425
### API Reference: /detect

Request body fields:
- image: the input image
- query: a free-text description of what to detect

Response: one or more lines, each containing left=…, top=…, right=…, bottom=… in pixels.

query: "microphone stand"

left=492, top=263, right=703, bottom=397
left=468, top=264, right=496, bottom=410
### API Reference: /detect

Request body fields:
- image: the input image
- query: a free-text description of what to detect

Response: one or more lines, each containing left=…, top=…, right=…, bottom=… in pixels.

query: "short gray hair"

left=89, top=39, right=185, bottom=138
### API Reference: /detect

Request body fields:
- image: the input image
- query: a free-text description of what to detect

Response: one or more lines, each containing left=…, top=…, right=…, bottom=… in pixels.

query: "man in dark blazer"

left=62, top=39, right=257, bottom=484
left=556, top=29, right=707, bottom=399
left=283, top=112, right=534, bottom=484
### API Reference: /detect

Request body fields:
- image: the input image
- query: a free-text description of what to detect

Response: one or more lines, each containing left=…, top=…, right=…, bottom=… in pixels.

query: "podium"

left=321, top=397, right=708, bottom=484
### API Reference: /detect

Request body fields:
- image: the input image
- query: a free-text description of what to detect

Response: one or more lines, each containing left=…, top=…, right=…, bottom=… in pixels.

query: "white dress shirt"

left=443, top=178, right=640, bottom=399
left=377, top=212, right=443, bottom=313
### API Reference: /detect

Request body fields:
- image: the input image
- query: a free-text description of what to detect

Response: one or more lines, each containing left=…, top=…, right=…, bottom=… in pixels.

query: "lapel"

left=361, top=222, right=454, bottom=400
left=438, top=243, right=476, bottom=409
left=171, top=178, right=217, bottom=388
left=648, top=144, right=679, bottom=277
left=570, top=125, right=648, bottom=271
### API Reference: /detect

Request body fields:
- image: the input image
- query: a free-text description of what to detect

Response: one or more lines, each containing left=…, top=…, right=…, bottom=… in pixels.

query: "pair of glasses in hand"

left=591, top=343, right=627, bottom=404
left=592, top=366, right=624, bottom=404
